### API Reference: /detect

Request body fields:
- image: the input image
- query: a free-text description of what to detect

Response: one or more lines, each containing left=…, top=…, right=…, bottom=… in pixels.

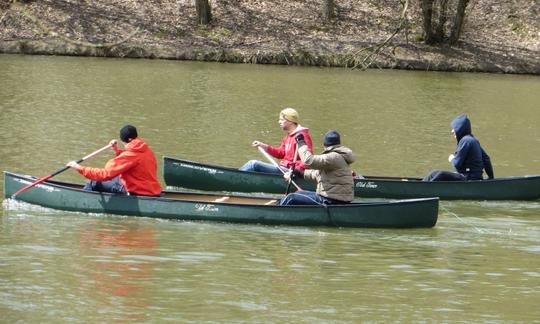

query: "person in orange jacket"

left=67, top=125, right=162, bottom=196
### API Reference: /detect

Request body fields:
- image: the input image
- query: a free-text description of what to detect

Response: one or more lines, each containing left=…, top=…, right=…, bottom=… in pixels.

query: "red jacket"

left=78, top=138, right=162, bottom=196
left=266, top=126, right=313, bottom=171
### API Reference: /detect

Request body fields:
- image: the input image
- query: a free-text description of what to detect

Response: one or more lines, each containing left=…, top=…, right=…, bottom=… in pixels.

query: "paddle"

left=257, top=146, right=302, bottom=191
left=11, top=142, right=115, bottom=199
left=285, top=145, right=299, bottom=195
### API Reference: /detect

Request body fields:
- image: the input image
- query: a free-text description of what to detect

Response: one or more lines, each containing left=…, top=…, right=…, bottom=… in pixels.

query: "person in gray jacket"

left=279, top=130, right=355, bottom=205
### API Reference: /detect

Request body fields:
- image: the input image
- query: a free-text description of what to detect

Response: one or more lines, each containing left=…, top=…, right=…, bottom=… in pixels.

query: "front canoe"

left=163, top=156, right=540, bottom=200
left=3, top=172, right=438, bottom=228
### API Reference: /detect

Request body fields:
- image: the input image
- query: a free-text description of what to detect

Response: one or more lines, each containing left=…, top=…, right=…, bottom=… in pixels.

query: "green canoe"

left=4, top=171, right=438, bottom=228
left=163, top=156, right=540, bottom=200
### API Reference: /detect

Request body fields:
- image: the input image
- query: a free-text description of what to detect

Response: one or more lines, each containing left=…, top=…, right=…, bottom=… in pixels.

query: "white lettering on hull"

left=176, top=162, right=224, bottom=175
left=194, top=204, right=219, bottom=212
left=355, top=181, right=378, bottom=189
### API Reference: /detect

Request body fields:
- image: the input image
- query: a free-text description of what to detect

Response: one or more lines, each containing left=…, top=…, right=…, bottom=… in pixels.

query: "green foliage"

left=507, top=15, right=524, bottom=34
left=198, top=27, right=232, bottom=41
left=155, top=27, right=185, bottom=39
left=17, top=39, right=33, bottom=53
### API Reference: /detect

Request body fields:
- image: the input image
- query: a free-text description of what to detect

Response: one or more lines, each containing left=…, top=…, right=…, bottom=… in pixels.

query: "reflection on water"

left=78, top=223, right=157, bottom=322
left=1, top=203, right=539, bottom=321
left=1, top=55, right=540, bottom=322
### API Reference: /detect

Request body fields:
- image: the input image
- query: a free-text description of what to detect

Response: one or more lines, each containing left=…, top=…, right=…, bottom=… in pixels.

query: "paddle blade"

left=11, top=174, right=53, bottom=199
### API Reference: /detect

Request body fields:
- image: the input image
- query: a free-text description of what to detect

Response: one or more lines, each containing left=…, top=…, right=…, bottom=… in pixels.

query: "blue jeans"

left=279, top=191, right=347, bottom=206
left=83, top=176, right=127, bottom=194
left=423, top=170, right=467, bottom=181
left=239, top=160, right=288, bottom=174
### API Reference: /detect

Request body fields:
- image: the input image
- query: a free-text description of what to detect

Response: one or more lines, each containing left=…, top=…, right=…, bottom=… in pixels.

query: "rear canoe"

left=163, top=156, right=540, bottom=200
left=3, top=171, right=438, bottom=228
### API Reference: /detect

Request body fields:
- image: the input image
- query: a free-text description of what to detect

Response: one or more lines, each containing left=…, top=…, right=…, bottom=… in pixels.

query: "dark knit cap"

left=120, top=125, right=138, bottom=143
left=323, top=130, right=340, bottom=146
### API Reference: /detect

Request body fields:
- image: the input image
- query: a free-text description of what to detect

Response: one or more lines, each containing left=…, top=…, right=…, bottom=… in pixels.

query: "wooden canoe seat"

left=214, top=196, right=230, bottom=202
left=264, top=199, right=277, bottom=205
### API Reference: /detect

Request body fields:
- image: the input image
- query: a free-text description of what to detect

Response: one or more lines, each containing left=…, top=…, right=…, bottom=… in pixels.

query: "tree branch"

left=13, top=2, right=139, bottom=48
left=0, top=0, right=15, bottom=25
left=352, top=0, right=409, bottom=70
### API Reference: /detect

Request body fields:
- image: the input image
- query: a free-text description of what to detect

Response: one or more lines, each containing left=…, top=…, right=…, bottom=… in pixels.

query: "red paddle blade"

left=11, top=174, right=52, bottom=199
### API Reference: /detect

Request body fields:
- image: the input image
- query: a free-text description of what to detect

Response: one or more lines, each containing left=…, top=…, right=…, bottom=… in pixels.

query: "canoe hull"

left=353, top=176, right=540, bottom=200
left=163, top=157, right=316, bottom=194
left=3, top=172, right=438, bottom=228
left=163, top=157, right=540, bottom=200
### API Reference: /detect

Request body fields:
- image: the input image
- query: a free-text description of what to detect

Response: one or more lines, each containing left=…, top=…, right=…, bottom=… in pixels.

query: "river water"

left=1, top=54, right=539, bottom=322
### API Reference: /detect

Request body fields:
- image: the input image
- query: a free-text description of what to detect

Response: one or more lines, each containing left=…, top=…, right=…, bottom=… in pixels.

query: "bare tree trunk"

left=433, top=0, right=449, bottom=42
left=421, top=0, right=435, bottom=44
left=322, top=0, right=335, bottom=21
left=195, top=0, right=211, bottom=25
left=449, top=0, right=469, bottom=45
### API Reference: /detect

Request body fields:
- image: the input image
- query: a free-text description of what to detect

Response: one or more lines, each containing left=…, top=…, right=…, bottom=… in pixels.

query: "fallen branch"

left=0, top=0, right=14, bottom=25
left=13, top=2, right=138, bottom=48
left=0, top=11, right=8, bottom=25
left=352, top=0, right=409, bottom=70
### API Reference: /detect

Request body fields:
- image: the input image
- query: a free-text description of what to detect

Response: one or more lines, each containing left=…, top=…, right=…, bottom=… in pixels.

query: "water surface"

left=1, top=54, right=539, bottom=322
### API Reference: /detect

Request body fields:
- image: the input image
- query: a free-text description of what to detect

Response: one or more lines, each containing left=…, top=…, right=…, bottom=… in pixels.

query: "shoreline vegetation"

left=0, top=0, right=538, bottom=74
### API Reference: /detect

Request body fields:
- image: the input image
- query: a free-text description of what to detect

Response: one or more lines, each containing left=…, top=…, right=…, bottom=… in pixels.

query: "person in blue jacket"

left=423, top=114, right=494, bottom=181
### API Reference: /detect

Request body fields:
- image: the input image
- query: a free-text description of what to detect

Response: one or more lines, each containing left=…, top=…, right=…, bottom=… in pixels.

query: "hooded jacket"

left=299, top=144, right=355, bottom=202
left=450, top=114, right=494, bottom=180
left=78, top=137, right=162, bottom=195
left=266, top=126, right=313, bottom=171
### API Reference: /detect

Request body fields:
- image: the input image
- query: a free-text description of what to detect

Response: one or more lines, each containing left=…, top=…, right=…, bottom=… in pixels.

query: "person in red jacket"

left=66, top=125, right=162, bottom=196
left=239, top=108, right=313, bottom=174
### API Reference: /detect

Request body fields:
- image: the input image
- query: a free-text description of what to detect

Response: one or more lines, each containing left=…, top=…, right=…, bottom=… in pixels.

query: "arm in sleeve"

left=114, top=148, right=125, bottom=156
left=298, top=145, right=337, bottom=170
left=303, top=169, right=319, bottom=182
left=266, top=137, right=286, bottom=159
left=481, top=148, right=494, bottom=179
left=451, top=140, right=470, bottom=171
left=303, top=132, right=314, bottom=154
left=78, top=154, right=137, bottom=181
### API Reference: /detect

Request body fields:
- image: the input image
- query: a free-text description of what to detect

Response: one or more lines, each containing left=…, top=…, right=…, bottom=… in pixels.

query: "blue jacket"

left=450, top=114, right=494, bottom=180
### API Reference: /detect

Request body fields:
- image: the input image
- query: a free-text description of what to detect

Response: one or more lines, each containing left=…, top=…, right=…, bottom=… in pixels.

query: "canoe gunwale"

left=164, top=156, right=540, bottom=183
left=3, top=171, right=438, bottom=209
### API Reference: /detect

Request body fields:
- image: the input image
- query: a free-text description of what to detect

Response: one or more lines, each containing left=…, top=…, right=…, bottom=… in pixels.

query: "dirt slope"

left=0, top=0, right=538, bottom=74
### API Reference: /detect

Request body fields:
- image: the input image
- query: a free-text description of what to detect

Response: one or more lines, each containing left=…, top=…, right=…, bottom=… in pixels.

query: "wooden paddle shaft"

left=257, top=146, right=302, bottom=191
left=285, top=145, right=300, bottom=194
left=11, top=142, right=114, bottom=199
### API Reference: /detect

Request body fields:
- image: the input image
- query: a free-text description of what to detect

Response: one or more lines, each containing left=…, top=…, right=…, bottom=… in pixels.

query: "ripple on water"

left=220, top=300, right=268, bottom=311
left=171, top=252, right=225, bottom=263
left=389, top=264, right=413, bottom=269
left=246, top=257, right=272, bottom=263
left=423, top=268, right=456, bottom=274
left=524, top=272, right=540, bottom=278
left=19, top=245, right=68, bottom=253
left=521, top=245, right=540, bottom=253
left=479, top=201, right=540, bottom=210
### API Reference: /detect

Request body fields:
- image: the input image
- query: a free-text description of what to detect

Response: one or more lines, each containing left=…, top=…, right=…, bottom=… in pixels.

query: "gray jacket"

left=299, top=144, right=355, bottom=202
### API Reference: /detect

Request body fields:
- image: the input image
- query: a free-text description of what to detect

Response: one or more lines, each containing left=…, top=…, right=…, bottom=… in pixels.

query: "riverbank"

left=1, top=0, right=538, bottom=74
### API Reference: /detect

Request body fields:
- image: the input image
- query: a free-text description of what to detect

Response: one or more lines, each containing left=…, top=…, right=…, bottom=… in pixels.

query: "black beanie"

left=120, top=125, right=138, bottom=143
left=323, top=130, right=340, bottom=146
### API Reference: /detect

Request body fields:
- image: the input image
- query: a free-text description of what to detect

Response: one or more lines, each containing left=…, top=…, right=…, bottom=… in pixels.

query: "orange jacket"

left=78, top=138, right=162, bottom=196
